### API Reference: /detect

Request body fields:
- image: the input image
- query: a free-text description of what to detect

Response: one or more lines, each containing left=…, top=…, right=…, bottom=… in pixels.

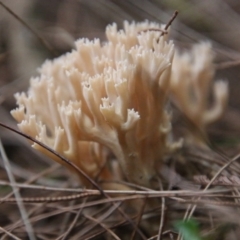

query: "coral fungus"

left=11, top=21, right=178, bottom=186
left=12, top=21, right=227, bottom=187
left=170, top=42, right=228, bottom=145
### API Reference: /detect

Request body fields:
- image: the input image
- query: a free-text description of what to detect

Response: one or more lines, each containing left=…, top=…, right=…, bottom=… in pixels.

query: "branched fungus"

left=11, top=21, right=180, bottom=186
left=170, top=42, right=228, bottom=145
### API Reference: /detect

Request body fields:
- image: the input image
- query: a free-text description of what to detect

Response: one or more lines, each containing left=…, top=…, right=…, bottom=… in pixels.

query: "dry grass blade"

left=59, top=199, right=87, bottom=240
left=162, top=10, right=178, bottom=33
left=216, top=60, right=240, bottom=69
left=157, top=181, right=165, bottom=240
left=130, top=197, right=147, bottom=240
left=0, top=192, right=100, bottom=203
left=84, top=214, right=121, bottom=240
left=0, top=1, right=57, bottom=57
left=187, top=151, right=240, bottom=221
left=76, top=202, right=122, bottom=238
left=194, top=175, right=240, bottom=187
left=0, top=122, right=147, bottom=239
left=0, top=138, right=36, bottom=240
left=0, top=122, right=103, bottom=192
left=2, top=1, right=240, bottom=238
left=0, top=226, right=21, bottom=240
